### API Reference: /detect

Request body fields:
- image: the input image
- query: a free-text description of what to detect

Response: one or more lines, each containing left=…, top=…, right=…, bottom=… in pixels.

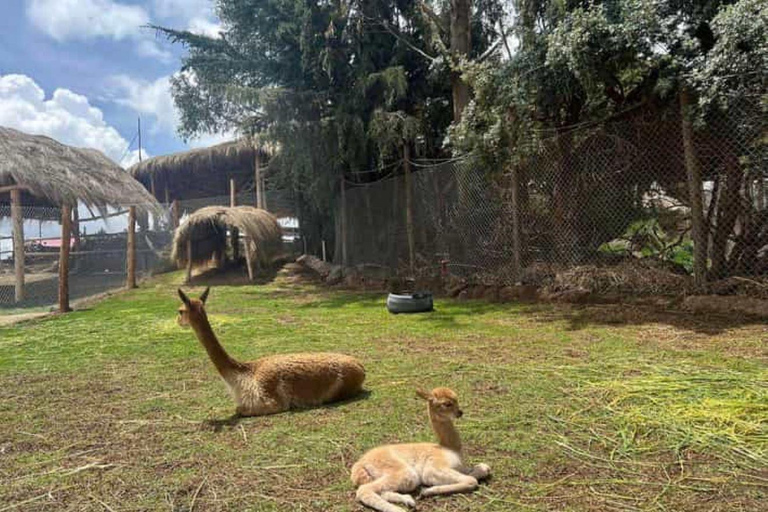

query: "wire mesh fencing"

left=343, top=94, right=768, bottom=295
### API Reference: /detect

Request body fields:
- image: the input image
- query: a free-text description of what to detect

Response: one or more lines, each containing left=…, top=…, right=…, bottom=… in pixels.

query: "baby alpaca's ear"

left=200, top=287, right=211, bottom=304
left=415, top=388, right=433, bottom=401
left=178, top=288, right=191, bottom=306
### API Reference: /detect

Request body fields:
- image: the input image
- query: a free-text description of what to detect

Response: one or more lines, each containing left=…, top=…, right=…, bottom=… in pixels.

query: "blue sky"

left=0, top=0, right=229, bottom=167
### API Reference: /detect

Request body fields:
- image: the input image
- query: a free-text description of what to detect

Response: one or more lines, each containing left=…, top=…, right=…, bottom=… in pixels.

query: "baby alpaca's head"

left=416, top=387, right=463, bottom=420
left=177, top=287, right=210, bottom=327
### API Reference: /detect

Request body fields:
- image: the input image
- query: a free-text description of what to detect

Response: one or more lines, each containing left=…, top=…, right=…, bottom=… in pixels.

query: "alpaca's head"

left=177, top=287, right=210, bottom=327
left=416, top=387, right=463, bottom=420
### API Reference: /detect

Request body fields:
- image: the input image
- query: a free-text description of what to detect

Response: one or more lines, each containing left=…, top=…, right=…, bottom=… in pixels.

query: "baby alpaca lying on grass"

left=350, top=387, right=490, bottom=512
left=177, top=287, right=366, bottom=416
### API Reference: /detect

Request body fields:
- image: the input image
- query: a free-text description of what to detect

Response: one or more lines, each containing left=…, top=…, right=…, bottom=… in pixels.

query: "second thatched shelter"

left=171, top=206, right=282, bottom=281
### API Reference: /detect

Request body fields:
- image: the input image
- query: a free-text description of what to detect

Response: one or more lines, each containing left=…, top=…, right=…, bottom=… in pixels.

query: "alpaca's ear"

left=415, top=388, right=433, bottom=401
left=178, top=288, right=191, bottom=306
left=199, top=287, right=210, bottom=304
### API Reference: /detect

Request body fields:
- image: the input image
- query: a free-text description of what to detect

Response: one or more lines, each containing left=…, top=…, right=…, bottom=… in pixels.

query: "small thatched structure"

left=128, top=139, right=274, bottom=204
left=171, top=206, right=282, bottom=281
left=0, top=126, right=161, bottom=310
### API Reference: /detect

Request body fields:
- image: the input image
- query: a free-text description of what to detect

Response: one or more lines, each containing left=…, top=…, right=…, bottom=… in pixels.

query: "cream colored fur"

left=177, top=287, right=366, bottom=416
left=350, top=388, right=490, bottom=512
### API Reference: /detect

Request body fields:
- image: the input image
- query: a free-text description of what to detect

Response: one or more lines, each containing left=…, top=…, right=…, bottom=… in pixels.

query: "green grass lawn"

left=1, top=265, right=766, bottom=511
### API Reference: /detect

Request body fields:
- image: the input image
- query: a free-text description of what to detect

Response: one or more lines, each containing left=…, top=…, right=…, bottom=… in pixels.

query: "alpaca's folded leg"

left=420, top=468, right=478, bottom=498
left=380, top=492, right=415, bottom=508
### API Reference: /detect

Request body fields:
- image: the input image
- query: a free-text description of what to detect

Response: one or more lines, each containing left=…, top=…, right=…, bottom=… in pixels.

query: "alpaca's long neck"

left=190, top=316, right=240, bottom=377
left=430, top=411, right=462, bottom=454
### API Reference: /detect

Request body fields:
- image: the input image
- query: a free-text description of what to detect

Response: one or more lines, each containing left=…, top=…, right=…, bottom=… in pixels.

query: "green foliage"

left=599, top=218, right=694, bottom=272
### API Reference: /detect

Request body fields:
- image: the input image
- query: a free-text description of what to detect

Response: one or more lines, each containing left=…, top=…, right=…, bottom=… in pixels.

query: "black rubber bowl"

left=386, top=292, right=434, bottom=314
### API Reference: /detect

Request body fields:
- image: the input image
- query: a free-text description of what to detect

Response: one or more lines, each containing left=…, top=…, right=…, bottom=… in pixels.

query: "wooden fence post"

left=340, top=174, right=348, bottom=269
left=680, top=88, right=707, bottom=288
left=10, top=188, right=24, bottom=302
left=126, top=206, right=137, bottom=289
left=404, top=142, right=415, bottom=276
left=58, top=205, right=72, bottom=312
left=510, top=165, right=522, bottom=282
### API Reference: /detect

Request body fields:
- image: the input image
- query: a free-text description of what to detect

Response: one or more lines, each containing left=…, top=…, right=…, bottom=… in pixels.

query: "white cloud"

left=107, top=74, right=178, bottom=135
left=188, top=17, right=222, bottom=38
left=26, top=0, right=149, bottom=42
left=152, top=0, right=213, bottom=22
left=136, top=39, right=174, bottom=63
left=0, top=74, right=139, bottom=167
left=106, top=73, right=234, bottom=147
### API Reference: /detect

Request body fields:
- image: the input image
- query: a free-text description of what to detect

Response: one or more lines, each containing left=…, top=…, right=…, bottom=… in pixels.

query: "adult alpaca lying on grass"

left=176, top=287, right=366, bottom=416
left=351, top=387, right=491, bottom=512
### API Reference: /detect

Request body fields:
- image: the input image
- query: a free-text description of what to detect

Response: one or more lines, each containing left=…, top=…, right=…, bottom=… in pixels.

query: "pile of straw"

left=171, top=206, right=282, bottom=268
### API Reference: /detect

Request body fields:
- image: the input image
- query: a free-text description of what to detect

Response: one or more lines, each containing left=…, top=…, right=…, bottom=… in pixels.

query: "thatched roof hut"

left=128, top=139, right=273, bottom=203
left=0, top=127, right=160, bottom=216
left=171, top=206, right=282, bottom=281
left=0, top=126, right=162, bottom=310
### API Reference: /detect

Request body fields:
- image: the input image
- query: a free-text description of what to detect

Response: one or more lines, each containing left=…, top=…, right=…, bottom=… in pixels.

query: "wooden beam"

left=230, top=178, right=237, bottom=207
left=58, top=205, right=72, bottom=313
left=0, top=184, right=31, bottom=194
left=10, top=188, right=24, bottom=302
left=126, top=206, right=137, bottom=289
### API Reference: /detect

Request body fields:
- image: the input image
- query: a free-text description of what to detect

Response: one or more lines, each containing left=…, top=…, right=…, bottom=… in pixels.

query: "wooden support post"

left=255, top=153, right=262, bottom=209
left=72, top=206, right=80, bottom=252
left=261, top=175, right=268, bottom=211
left=244, top=238, right=255, bottom=281
left=404, top=142, right=416, bottom=276
left=680, top=88, right=707, bottom=288
left=126, top=206, right=137, bottom=289
left=340, top=175, right=348, bottom=269
left=510, top=165, right=522, bottom=282
left=230, top=178, right=239, bottom=261
left=172, top=200, right=180, bottom=229
left=58, top=205, right=72, bottom=313
left=10, top=188, right=24, bottom=303
left=186, top=238, right=193, bottom=283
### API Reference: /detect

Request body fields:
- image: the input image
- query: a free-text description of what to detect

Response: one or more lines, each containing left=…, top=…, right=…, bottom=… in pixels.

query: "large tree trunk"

left=450, top=0, right=471, bottom=123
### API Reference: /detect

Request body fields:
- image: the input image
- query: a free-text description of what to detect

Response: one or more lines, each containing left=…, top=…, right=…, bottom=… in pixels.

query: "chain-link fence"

left=343, top=94, right=768, bottom=295
left=0, top=188, right=298, bottom=312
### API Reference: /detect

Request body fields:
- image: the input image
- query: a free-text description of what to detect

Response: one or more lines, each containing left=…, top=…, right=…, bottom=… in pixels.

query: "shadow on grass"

left=190, top=266, right=280, bottom=287
left=512, top=301, right=765, bottom=335
left=203, top=390, right=373, bottom=432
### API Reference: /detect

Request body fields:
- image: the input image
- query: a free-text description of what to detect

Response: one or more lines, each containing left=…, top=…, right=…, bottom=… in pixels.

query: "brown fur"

left=177, top=287, right=366, bottom=416
left=350, top=388, right=491, bottom=512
